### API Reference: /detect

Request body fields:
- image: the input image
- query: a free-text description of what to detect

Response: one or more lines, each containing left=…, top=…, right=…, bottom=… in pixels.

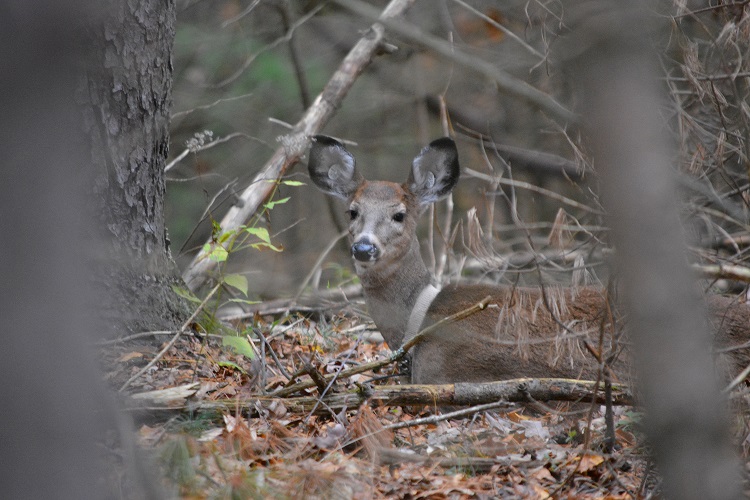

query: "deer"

left=307, top=135, right=750, bottom=385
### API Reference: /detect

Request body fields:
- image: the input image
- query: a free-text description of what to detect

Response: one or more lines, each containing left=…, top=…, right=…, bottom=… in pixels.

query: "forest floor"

left=107, top=308, right=665, bottom=498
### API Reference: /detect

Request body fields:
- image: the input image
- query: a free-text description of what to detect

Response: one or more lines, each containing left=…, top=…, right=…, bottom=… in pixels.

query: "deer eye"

left=347, top=209, right=359, bottom=221
left=392, top=212, right=405, bottom=223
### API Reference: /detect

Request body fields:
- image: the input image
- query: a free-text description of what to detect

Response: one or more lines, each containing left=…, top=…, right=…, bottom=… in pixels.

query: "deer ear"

left=407, top=137, right=460, bottom=207
left=308, top=135, right=363, bottom=199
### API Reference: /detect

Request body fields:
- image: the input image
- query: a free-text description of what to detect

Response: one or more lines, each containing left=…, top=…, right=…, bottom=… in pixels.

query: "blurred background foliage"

left=166, top=0, right=750, bottom=300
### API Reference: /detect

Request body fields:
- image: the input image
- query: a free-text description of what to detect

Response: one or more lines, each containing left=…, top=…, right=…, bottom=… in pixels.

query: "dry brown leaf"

left=578, top=452, right=605, bottom=472
left=118, top=351, right=144, bottom=362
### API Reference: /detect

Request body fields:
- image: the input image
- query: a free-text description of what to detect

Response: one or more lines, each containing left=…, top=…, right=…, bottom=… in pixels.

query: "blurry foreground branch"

left=568, top=2, right=742, bottom=498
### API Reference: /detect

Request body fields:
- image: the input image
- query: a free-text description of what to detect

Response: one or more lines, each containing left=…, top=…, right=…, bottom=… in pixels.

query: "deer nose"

left=351, top=238, right=380, bottom=262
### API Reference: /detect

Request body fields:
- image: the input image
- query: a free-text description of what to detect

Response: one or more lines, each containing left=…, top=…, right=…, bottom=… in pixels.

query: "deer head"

left=308, top=135, right=459, bottom=284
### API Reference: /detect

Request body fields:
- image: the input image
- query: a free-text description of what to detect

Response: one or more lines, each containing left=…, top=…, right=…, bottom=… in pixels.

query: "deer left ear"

left=407, top=137, right=460, bottom=207
left=308, top=135, right=363, bottom=200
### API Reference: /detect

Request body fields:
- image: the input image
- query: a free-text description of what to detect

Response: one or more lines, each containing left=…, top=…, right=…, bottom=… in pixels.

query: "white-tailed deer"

left=308, top=135, right=750, bottom=385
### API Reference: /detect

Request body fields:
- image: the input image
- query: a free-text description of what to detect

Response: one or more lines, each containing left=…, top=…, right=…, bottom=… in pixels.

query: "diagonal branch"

left=182, top=0, right=417, bottom=291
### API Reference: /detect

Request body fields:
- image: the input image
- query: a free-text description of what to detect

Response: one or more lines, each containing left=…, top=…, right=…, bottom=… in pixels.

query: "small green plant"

left=173, top=179, right=303, bottom=365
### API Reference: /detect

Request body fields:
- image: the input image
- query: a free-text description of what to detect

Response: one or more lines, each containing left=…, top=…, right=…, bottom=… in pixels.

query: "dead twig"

left=332, top=0, right=576, bottom=122
left=693, top=263, right=750, bottom=284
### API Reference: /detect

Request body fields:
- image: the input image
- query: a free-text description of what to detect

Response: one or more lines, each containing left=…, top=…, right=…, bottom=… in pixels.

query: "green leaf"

left=222, top=335, right=255, bottom=359
left=222, top=274, right=248, bottom=296
left=263, top=197, right=290, bottom=210
left=218, top=230, right=233, bottom=244
left=206, top=245, right=228, bottom=262
left=171, top=285, right=202, bottom=304
left=245, top=226, right=270, bottom=243
left=217, top=360, right=247, bottom=374
left=281, top=180, right=305, bottom=186
left=211, top=220, right=222, bottom=239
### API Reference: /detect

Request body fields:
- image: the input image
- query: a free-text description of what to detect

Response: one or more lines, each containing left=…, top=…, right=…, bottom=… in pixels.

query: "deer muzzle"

left=351, top=237, right=380, bottom=262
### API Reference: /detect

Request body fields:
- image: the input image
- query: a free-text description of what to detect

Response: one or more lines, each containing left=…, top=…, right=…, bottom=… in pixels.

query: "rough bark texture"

left=79, top=0, right=191, bottom=337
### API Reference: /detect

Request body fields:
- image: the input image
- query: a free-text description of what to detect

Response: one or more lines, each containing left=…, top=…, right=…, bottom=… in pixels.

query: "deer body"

left=308, top=136, right=750, bottom=384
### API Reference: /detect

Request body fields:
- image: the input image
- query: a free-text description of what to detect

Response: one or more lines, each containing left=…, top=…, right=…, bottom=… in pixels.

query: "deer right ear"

left=407, top=137, right=460, bottom=207
left=308, top=135, right=363, bottom=200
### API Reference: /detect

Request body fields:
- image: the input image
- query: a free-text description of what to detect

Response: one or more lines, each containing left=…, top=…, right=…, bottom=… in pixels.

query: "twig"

left=451, top=0, right=544, bottom=61
left=165, top=133, right=251, bottom=172
left=220, top=0, right=261, bottom=27
left=465, top=167, right=605, bottom=215
left=118, top=283, right=221, bottom=392
left=213, top=3, right=324, bottom=88
left=382, top=399, right=510, bottom=431
left=171, top=93, right=254, bottom=120
left=97, top=330, right=180, bottom=346
left=255, top=327, right=292, bottom=382
left=693, top=263, right=750, bottom=284
left=97, top=329, right=224, bottom=346
left=399, top=296, right=492, bottom=352
left=292, top=230, right=348, bottom=304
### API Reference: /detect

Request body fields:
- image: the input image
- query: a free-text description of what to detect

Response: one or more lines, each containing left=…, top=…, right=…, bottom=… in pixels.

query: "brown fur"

left=412, top=284, right=628, bottom=384
left=412, top=283, right=750, bottom=385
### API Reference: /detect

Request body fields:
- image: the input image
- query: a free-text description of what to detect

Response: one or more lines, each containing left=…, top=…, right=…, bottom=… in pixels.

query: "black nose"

left=351, top=239, right=380, bottom=262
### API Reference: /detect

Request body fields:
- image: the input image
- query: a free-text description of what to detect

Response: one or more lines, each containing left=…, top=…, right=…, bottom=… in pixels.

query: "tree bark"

left=80, top=0, right=191, bottom=337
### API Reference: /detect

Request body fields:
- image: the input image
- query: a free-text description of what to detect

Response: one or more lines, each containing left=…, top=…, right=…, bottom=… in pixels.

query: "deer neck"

left=357, top=237, right=432, bottom=348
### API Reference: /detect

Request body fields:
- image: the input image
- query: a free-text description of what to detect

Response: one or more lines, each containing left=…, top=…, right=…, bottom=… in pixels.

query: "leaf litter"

left=104, top=310, right=653, bottom=498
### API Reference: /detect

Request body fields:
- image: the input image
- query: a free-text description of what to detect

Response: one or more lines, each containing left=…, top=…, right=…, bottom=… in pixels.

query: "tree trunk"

left=79, top=0, right=191, bottom=337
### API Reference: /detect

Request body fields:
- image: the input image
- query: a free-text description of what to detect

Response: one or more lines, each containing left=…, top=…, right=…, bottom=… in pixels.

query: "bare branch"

left=451, top=0, right=544, bottom=61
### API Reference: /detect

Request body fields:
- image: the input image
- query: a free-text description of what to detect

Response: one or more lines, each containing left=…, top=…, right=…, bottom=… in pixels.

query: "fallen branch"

left=182, top=0, right=416, bottom=291
left=126, top=378, right=634, bottom=417
left=693, top=263, right=750, bottom=284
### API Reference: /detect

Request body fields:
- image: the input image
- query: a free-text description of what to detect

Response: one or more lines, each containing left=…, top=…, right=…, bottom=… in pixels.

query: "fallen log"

left=126, top=378, right=634, bottom=419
